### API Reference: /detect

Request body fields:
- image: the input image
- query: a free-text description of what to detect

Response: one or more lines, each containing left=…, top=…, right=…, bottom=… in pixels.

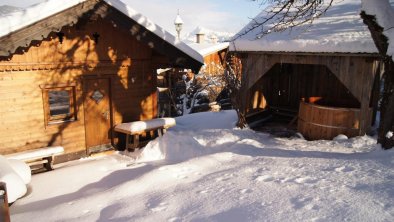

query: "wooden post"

left=133, top=134, right=139, bottom=149
left=0, top=182, right=10, bottom=222
left=126, top=134, right=130, bottom=150
left=359, top=61, right=376, bottom=135
left=43, top=156, right=54, bottom=171
left=157, top=128, right=163, bottom=137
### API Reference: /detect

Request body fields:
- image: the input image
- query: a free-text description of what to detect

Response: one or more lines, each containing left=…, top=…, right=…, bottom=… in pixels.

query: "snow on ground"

left=10, top=110, right=394, bottom=221
left=0, top=156, right=30, bottom=203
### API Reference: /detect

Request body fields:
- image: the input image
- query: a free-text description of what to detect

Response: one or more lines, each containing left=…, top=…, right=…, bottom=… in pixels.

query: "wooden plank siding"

left=0, top=17, right=161, bottom=156
left=244, top=53, right=378, bottom=103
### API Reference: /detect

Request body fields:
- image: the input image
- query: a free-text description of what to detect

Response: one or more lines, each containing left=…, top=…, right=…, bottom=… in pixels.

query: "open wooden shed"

left=230, top=0, right=382, bottom=140
left=0, top=0, right=203, bottom=162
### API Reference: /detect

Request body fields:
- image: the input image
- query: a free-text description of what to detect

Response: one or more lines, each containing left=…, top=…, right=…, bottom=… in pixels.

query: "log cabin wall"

left=0, top=18, right=163, bottom=157
left=240, top=52, right=380, bottom=135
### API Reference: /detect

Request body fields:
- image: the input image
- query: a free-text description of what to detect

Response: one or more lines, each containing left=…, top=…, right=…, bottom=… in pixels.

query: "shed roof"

left=0, top=0, right=204, bottom=66
left=230, top=0, right=383, bottom=54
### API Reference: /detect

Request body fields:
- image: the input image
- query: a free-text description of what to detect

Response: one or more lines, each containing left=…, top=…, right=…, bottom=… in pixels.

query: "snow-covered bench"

left=6, top=146, right=64, bottom=171
left=114, top=118, right=176, bottom=150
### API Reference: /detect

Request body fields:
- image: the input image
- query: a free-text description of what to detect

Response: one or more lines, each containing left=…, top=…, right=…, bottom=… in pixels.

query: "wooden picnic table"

left=114, top=118, right=176, bottom=150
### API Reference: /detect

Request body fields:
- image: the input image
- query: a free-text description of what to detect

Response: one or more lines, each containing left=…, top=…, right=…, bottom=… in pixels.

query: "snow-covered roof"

left=362, top=0, right=394, bottom=57
left=187, top=42, right=229, bottom=57
left=0, top=5, right=22, bottom=16
left=230, top=0, right=382, bottom=54
left=0, top=0, right=203, bottom=64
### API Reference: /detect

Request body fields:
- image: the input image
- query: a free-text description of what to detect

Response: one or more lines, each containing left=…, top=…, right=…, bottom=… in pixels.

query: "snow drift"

left=0, top=156, right=31, bottom=203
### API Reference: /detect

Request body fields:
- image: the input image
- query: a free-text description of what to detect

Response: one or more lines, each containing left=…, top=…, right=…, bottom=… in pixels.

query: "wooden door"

left=83, top=78, right=112, bottom=151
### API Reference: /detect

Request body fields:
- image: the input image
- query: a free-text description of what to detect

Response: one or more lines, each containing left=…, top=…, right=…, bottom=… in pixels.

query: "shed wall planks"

left=240, top=52, right=380, bottom=137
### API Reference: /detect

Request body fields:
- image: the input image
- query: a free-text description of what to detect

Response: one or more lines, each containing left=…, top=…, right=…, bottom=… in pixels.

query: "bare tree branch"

left=233, top=0, right=334, bottom=40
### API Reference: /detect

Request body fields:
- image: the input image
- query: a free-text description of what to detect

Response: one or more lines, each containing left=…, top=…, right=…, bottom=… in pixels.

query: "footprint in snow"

left=295, top=177, right=318, bottom=184
left=256, top=167, right=269, bottom=173
left=215, top=173, right=236, bottom=182
left=150, top=202, right=168, bottom=212
left=280, top=177, right=295, bottom=183
left=172, top=173, right=188, bottom=179
left=335, top=166, right=355, bottom=173
left=290, top=196, right=314, bottom=210
left=168, top=217, right=181, bottom=222
left=240, top=188, right=252, bottom=194
left=255, top=175, right=274, bottom=182
left=198, top=189, right=209, bottom=194
left=215, top=176, right=231, bottom=182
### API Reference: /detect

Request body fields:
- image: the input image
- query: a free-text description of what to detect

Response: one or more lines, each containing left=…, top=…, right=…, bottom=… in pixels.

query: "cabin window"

left=42, top=86, right=76, bottom=125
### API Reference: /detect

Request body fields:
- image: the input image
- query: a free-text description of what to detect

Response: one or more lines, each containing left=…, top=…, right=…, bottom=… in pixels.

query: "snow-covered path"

left=10, top=111, right=394, bottom=222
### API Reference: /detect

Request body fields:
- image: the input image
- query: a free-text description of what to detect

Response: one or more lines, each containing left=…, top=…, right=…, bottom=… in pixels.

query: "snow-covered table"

left=114, top=118, right=176, bottom=150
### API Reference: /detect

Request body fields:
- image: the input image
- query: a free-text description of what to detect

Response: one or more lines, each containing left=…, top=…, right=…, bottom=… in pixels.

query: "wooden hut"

left=0, top=0, right=203, bottom=162
left=187, top=27, right=229, bottom=76
left=191, top=42, right=228, bottom=76
left=230, top=0, right=382, bottom=140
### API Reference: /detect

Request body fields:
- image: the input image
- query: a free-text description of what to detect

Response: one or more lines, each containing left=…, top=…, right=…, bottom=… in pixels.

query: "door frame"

left=82, top=74, right=116, bottom=154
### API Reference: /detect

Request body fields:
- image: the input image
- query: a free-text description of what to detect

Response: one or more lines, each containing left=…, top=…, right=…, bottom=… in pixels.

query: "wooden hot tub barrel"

left=297, top=101, right=372, bottom=140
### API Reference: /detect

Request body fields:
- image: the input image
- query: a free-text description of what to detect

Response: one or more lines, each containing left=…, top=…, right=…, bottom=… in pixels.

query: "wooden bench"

left=114, top=118, right=176, bottom=151
left=6, top=146, right=64, bottom=171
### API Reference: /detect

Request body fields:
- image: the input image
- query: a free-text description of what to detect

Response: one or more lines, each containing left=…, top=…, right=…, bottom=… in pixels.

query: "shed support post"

left=359, top=61, right=377, bottom=135
left=359, top=102, right=370, bottom=135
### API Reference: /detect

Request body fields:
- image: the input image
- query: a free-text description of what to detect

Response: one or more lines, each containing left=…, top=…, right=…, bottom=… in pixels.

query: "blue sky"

left=125, top=0, right=263, bottom=34
left=0, top=0, right=264, bottom=35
